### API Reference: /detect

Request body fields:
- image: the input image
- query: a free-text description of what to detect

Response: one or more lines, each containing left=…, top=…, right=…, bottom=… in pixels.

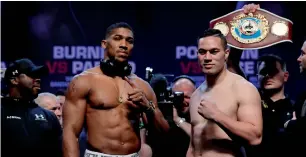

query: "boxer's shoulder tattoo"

left=70, top=82, right=77, bottom=93
left=69, top=75, right=82, bottom=93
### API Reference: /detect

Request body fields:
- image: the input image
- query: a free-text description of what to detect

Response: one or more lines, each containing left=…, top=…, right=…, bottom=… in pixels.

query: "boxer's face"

left=297, top=41, right=306, bottom=74
left=102, top=28, right=134, bottom=62
left=198, top=36, right=229, bottom=75
left=258, top=61, right=288, bottom=90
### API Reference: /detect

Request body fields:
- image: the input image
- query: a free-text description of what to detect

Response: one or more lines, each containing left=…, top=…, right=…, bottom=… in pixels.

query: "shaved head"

left=172, top=78, right=196, bottom=114
left=172, top=78, right=195, bottom=90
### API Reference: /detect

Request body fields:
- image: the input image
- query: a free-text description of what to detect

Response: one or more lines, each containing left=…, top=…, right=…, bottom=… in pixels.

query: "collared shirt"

left=1, top=97, right=62, bottom=157
left=261, top=96, right=294, bottom=133
left=248, top=95, right=294, bottom=157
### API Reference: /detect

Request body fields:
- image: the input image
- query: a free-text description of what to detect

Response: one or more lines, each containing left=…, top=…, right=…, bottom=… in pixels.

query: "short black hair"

left=198, top=28, right=228, bottom=50
left=105, top=22, right=134, bottom=39
left=257, top=54, right=287, bottom=71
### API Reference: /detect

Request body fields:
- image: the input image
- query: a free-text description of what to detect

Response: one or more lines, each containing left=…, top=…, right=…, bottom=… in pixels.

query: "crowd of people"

left=2, top=3, right=306, bottom=157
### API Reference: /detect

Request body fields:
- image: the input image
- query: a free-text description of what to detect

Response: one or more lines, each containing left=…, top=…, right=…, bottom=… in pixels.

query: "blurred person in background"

left=284, top=40, right=306, bottom=156
left=248, top=54, right=294, bottom=157
left=170, top=75, right=196, bottom=157
left=1, top=58, right=62, bottom=157
left=35, top=92, right=63, bottom=126
left=56, top=89, right=66, bottom=107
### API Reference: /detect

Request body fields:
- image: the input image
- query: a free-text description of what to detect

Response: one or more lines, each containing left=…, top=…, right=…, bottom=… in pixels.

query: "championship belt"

left=210, top=8, right=293, bottom=50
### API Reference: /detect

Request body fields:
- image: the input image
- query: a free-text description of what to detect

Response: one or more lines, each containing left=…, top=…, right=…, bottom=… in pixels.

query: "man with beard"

left=1, top=58, right=62, bottom=157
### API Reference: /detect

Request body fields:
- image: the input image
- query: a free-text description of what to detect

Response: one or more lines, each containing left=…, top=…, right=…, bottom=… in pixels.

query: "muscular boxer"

left=186, top=29, right=262, bottom=157
left=62, top=22, right=169, bottom=157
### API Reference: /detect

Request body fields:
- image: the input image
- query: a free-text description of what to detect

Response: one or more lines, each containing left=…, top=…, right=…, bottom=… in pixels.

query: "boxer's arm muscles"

left=139, top=79, right=170, bottom=132
left=63, top=76, right=88, bottom=157
left=214, top=81, right=263, bottom=145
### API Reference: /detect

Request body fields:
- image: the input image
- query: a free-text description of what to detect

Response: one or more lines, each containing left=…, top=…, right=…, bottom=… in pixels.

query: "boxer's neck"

left=206, top=68, right=227, bottom=88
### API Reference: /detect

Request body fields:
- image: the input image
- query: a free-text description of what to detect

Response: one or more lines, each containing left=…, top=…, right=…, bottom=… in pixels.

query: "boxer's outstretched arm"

left=214, top=80, right=263, bottom=145
left=63, top=75, right=88, bottom=157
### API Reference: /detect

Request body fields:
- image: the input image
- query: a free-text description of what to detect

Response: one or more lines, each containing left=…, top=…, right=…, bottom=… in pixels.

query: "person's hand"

left=242, top=3, right=260, bottom=14
left=197, top=97, right=220, bottom=120
left=284, top=111, right=297, bottom=128
left=292, top=111, right=297, bottom=120
left=173, top=106, right=180, bottom=123
left=124, top=77, right=150, bottom=109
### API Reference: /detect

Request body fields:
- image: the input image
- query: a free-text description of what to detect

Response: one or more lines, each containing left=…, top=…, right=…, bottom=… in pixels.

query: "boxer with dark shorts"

left=62, top=22, right=169, bottom=157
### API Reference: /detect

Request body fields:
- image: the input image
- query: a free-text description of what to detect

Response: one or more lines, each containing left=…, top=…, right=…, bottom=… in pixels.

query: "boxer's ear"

left=101, top=40, right=107, bottom=49
left=225, top=47, right=230, bottom=62
left=284, top=71, right=289, bottom=82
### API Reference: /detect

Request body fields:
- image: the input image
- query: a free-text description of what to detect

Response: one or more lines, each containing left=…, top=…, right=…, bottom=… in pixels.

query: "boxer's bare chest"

left=190, top=82, right=238, bottom=126
left=86, top=74, right=133, bottom=110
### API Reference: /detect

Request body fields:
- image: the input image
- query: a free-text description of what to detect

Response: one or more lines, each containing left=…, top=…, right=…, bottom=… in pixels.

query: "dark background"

left=1, top=1, right=306, bottom=100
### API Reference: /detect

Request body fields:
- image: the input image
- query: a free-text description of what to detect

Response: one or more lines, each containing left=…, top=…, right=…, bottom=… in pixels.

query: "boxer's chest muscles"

left=190, top=83, right=238, bottom=126
left=87, top=75, right=133, bottom=109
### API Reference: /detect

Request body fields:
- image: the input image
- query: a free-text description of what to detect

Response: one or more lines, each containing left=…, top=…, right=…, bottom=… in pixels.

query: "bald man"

left=56, top=90, right=66, bottom=108
left=172, top=76, right=196, bottom=135
left=165, top=75, right=197, bottom=157
left=35, top=92, right=62, bottom=126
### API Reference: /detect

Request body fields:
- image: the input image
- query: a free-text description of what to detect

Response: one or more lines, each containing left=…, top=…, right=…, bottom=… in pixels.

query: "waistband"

left=84, top=149, right=139, bottom=157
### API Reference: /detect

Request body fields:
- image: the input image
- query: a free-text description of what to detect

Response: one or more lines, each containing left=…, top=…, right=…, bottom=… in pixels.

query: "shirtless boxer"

left=62, top=22, right=169, bottom=157
left=186, top=28, right=263, bottom=157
